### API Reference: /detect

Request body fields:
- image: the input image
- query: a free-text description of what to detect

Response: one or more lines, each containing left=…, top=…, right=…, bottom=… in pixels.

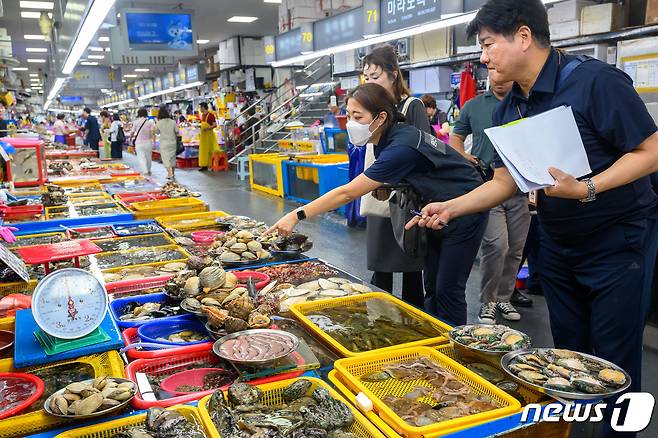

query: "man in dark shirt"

left=81, top=107, right=101, bottom=154
left=408, top=2, right=658, bottom=435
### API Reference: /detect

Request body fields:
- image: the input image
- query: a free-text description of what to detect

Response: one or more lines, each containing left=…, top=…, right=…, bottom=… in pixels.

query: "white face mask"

left=347, top=118, right=379, bottom=147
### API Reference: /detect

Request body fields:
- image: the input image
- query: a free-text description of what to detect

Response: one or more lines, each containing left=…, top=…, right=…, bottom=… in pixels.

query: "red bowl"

left=0, top=372, right=45, bottom=420
left=232, top=271, right=271, bottom=290
left=159, top=368, right=233, bottom=396
left=191, top=230, right=224, bottom=243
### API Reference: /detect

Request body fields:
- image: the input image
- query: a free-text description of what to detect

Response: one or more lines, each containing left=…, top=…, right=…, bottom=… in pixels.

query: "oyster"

left=181, top=298, right=201, bottom=312
left=283, top=379, right=312, bottom=403
left=225, top=316, right=249, bottom=333
left=228, top=382, right=262, bottom=406
left=202, top=306, right=229, bottom=326
left=598, top=368, right=626, bottom=387
left=226, top=295, right=255, bottom=320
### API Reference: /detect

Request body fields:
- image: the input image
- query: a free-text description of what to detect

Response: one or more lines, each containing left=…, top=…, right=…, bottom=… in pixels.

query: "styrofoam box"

left=581, top=3, right=629, bottom=35
left=550, top=20, right=581, bottom=40
left=548, top=0, right=595, bottom=23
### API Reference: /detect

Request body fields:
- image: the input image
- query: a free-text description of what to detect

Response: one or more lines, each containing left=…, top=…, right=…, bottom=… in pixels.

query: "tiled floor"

left=126, top=153, right=658, bottom=437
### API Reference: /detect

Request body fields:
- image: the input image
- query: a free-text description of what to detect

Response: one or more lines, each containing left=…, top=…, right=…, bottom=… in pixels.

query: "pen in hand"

left=409, top=210, right=449, bottom=228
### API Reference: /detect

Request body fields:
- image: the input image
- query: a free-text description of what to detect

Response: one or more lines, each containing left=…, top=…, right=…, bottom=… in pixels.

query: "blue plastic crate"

left=12, top=213, right=135, bottom=236
left=137, top=316, right=210, bottom=346
left=282, top=161, right=349, bottom=215
left=109, top=292, right=188, bottom=329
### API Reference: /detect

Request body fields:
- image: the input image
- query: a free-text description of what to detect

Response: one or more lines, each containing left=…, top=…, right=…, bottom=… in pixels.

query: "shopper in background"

left=360, top=44, right=429, bottom=309
left=156, top=106, right=179, bottom=180
left=269, top=83, right=485, bottom=325
left=53, top=113, right=67, bottom=144
left=108, top=113, right=124, bottom=159
left=132, top=108, right=156, bottom=176
left=198, top=102, right=218, bottom=172
left=450, top=73, right=532, bottom=324
left=408, top=1, right=658, bottom=432
left=0, top=104, right=8, bottom=137
left=420, top=94, right=450, bottom=143
left=81, top=108, right=101, bottom=155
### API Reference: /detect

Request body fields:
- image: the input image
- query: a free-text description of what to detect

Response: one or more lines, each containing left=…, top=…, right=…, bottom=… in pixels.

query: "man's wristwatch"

left=296, top=208, right=307, bottom=221
left=579, top=178, right=596, bottom=203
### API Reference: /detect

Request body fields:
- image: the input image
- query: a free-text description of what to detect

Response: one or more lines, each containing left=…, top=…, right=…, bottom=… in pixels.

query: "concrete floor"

left=127, top=153, right=658, bottom=437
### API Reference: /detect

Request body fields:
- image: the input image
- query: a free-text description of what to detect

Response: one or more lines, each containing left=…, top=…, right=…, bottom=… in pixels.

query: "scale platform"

left=14, top=309, right=122, bottom=368
left=34, top=327, right=110, bottom=356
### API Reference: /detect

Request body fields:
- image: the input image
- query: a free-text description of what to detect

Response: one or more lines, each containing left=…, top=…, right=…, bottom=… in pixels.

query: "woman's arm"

left=268, top=174, right=382, bottom=235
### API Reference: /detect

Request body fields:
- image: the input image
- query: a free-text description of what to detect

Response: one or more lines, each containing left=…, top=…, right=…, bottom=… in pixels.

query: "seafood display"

left=171, top=369, right=236, bottom=393
left=214, top=330, right=298, bottom=363
left=47, top=161, right=74, bottom=176
left=206, top=380, right=356, bottom=437
left=119, top=300, right=183, bottom=322
left=41, top=184, right=68, bottom=207
left=276, top=279, right=372, bottom=312
left=503, top=348, right=630, bottom=397
left=96, top=247, right=187, bottom=270
left=161, top=181, right=199, bottom=198
left=210, top=229, right=272, bottom=264
left=304, top=297, right=444, bottom=353
left=6, top=233, right=67, bottom=248
left=256, top=261, right=339, bottom=285
left=113, top=222, right=164, bottom=236
left=76, top=203, right=125, bottom=217
left=95, top=234, right=172, bottom=252
left=160, top=330, right=208, bottom=343
left=67, top=226, right=115, bottom=240
left=215, top=215, right=268, bottom=233
left=271, top=233, right=313, bottom=253
left=114, top=407, right=205, bottom=437
left=360, top=357, right=499, bottom=427
left=103, top=265, right=173, bottom=283
left=449, top=325, right=531, bottom=353
left=45, top=377, right=136, bottom=417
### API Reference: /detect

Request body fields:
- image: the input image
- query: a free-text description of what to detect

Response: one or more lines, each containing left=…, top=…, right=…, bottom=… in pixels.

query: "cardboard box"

left=647, top=0, right=658, bottom=25
left=581, top=3, right=629, bottom=35
left=550, top=20, right=581, bottom=40
left=548, top=0, right=595, bottom=23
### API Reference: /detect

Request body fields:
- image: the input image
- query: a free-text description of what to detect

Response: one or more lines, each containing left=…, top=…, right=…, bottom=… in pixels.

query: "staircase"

left=226, top=56, right=338, bottom=164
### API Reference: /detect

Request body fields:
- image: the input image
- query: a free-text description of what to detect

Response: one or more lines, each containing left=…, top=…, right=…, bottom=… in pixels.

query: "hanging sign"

left=363, top=0, right=381, bottom=36
left=275, top=28, right=302, bottom=61
left=314, top=7, right=364, bottom=51
left=300, top=23, right=314, bottom=53
left=380, top=0, right=442, bottom=33
left=264, top=36, right=276, bottom=63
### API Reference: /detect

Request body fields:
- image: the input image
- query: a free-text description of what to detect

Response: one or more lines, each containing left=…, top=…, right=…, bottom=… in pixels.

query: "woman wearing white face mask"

left=268, top=83, right=487, bottom=325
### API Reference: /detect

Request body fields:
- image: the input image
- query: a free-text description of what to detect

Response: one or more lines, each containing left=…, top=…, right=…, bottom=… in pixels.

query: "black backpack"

left=116, top=126, right=125, bottom=143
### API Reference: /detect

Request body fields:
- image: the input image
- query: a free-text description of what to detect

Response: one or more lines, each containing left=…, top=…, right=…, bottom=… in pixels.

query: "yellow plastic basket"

left=68, top=193, right=112, bottom=205
left=130, top=197, right=208, bottom=219
left=197, top=377, right=385, bottom=437
left=8, top=232, right=66, bottom=249
left=45, top=205, right=73, bottom=220
left=0, top=351, right=125, bottom=438
left=0, top=279, right=38, bottom=297
left=332, top=346, right=521, bottom=438
left=54, top=405, right=216, bottom=438
left=99, top=244, right=190, bottom=273
left=0, top=316, right=15, bottom=332
left=289, top=292, right=451, bottom=357
left=249, top=154, right=288, bottom=198
left=155, top=210, right=230, bottom=232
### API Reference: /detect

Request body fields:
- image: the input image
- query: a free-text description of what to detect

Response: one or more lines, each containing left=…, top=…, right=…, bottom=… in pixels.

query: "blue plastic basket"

left=109, top=292, right=187, bottom=329
left=12, top=213, right=135, bottom=236
left=137, top=317, right=210, bottom=346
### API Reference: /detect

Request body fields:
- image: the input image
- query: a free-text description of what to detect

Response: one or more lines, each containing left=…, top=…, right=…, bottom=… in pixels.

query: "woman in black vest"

left=268, top=83, right=487, bottom=325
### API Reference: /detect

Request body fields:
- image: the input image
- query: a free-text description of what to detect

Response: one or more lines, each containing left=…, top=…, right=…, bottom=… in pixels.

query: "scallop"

left=502, top=331, right=525, bottom=347
left=472, top=327, right=495, bottom=337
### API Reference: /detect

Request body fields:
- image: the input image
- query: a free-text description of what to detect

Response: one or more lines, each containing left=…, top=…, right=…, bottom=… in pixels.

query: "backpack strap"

left=400, top=96, right=422, bottom=117
left=558, top=54, right=591, bottom=89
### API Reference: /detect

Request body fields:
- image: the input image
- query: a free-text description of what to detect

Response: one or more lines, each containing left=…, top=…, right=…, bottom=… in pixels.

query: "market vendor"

left=268, top=82, right=486, bottom=326
left=407, top=0, right=658, bottom=434
left=198, top=102, right=218, bottom=172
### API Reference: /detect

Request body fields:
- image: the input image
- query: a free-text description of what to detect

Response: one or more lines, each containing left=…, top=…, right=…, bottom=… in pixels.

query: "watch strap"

left=579, top=178, right=596, bottom=203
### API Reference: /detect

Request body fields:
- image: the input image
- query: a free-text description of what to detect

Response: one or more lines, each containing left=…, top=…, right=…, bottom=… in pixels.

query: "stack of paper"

left=484, top=106, right=592, bottom=192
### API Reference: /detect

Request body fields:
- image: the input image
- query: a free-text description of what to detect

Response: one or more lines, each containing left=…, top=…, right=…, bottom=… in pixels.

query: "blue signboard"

left=60, top=95, right=83, bottom=104
left=125, top=12, right=194, bottom=51
left=381, top=0, right=442, bottom=33
left=186, top=65, right=198, bottom=83
left=275, top=28, right=302, bottom=61
left=314, top=7, right=364, bottom=51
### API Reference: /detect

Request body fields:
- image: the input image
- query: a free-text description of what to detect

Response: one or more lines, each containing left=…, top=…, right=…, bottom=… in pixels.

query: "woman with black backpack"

left=108, top=113, right=124, bottom=159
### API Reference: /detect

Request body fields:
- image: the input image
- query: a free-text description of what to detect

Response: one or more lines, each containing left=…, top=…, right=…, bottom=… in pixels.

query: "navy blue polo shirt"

left=493, top=49, right=658, bottom=239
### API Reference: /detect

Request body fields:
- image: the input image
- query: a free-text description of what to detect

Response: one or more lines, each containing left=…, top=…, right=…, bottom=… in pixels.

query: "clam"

left=298, top=280, right=321, bottom=291
left=222, top=287, right=248, bottom=305
left=347, top=283, right=371, bottom=293
left=72, top=392, right=104, bottom=415
left=598, top=368, right=626, bottom=387
left=236, top=230, right=254, bottom=240
left=181, top=298, right=201, bottom=311
left=247, top=241, right=262, bottom=253
left=230, top=242, right=248, bottom=254
left=51, top=395, right=68, bottom=415
left=318, top=279, right=338, bottom=290
left=199, top=265, right=226, bottom=290
left=257, top=249, right=271, bottom=259
left=201, top=297, right=222, bottom=307
left=241, top=251, right=257, bottom=260
left=224, top=272, right=239, bottom=289
left=319, top=289, right=349, bottom=297
left=161, top=262, right=186, bottom=272
left=284, top=288, right=311, bottom=297
left=223, top=238, right=238, bottom=248
left=183, top=276, right=201, bottom=296
left=66, top=382, right=92, bottom=394
left=328, top=277, right=350, bottom=284
left=220, top=251, right=241, bottom=262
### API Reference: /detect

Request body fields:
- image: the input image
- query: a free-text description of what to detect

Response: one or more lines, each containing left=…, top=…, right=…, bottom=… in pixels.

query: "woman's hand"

left=266, top=212, right=299, bottom=236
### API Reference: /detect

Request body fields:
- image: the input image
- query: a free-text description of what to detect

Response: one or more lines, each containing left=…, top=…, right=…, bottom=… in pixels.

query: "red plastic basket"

left=233, top=271, right=271, bottom=290
left=176, top=157, right=198, bottom=168
left=0, top=204, right=43, bottom=220
left=121, top=327, right=214, bottom=361
left=0, top=372, right=45, bottom=420
left=125, top=349, right=304, bottom=409
left=105, top=275, right=173, bottom=296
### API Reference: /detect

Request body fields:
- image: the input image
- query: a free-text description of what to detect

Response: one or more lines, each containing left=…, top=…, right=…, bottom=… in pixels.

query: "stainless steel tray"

left=501, top=348, right=631, bottom=400
left=448, top=324, right=532, bottom=360
left=212, top=329, right=299, bottom=365
left=43, top=377, right=135, bottom=419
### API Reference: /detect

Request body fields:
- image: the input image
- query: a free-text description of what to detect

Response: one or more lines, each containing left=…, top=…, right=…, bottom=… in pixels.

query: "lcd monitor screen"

left=125, top=12, right=194, bottom=51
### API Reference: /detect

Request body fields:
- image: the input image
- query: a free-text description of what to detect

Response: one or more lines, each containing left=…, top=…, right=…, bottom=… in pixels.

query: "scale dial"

left=32, top=268, right=107, bottom=340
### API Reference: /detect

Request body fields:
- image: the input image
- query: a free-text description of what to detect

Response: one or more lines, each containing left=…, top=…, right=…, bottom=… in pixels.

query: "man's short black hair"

left=199, top=102, right=209, bottom=110
left=83, top=107, right=92, bottom=114
left=466, top=0, right=550, bottom=48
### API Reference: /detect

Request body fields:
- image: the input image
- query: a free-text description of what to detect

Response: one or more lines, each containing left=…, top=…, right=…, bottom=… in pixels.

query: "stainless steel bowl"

left=501, top=348, right=632, bottom=400
left=212, top=329, right=299, bottom=365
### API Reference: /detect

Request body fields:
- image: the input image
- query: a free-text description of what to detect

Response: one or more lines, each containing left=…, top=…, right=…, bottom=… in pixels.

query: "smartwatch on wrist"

left=296, top=208, right=307, bottom=221
left=579, top=178, right=596, bottom=203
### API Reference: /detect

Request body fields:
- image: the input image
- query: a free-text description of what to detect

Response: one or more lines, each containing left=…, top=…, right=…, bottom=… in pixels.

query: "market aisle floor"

left=125, top=153, right=658, bottom=437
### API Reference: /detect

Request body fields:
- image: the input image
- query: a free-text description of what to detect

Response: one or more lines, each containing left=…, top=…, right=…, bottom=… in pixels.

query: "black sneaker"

left=497, top=302, right=521, bottom=321
left=478, top=302, right=497, bottom=324
left=510, top=289, right=533, bottom=307
left=198, top=167, right=208, bottom=172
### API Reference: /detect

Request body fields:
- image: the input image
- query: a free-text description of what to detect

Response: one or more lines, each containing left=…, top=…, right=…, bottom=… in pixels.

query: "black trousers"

left=423, top=212, right=488, bottom=326
left=370, top=271, right=424, bottom=309
left=540, top=221, right=649, bottom=438
left=520, top=214, right=542, bottom=291
left=110, top=141, right=123, bottom=159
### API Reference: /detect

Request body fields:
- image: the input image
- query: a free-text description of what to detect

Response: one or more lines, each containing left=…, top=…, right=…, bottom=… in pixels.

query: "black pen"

left=410, top=210, right=449, bottom=228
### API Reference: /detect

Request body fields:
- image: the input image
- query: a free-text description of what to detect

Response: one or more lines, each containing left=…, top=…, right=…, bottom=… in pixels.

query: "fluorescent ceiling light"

left=121, top=79, right=126, bottom=83
left=87, top=54, right=104, bottom=59
left=25, top=88, right=32, bottom=92
left=20, top=1, right=54, bottom=9
left=104, top=98, right=135, bottom=108
left=105, top=47, right=111, bottom=52
left=227, top=16, right=258, bottom=23
left=80, top=61, right=98, bottom=65
left=47, top=77, right=66, bottom=101
left=98, top=36, right=110, bottom=42
left=264, top=0, right=282, bottom=3
left=24, top=34, right=45, bottom=40
left=27, top=58, right=46, bottom=63
left=12, top=67, right=28, bottom=71
left=21, top=11, right=53, bottom=18
left=29, top=73, right=39, bottom=77
left=138, top=81, right=203, bottom=100
left=124, top=74, right=137, bottom=78
left=295, top=81, right=338, bottom=90
left=89, top=46, right=104, bottom=52
left=197, top=39, right=209, bottom=44
left=62, top=1, right=116, bottom=74
left=134, top=68, right=149, bottom=72
left=25, top=47, right=48, bottom=52
left=299, top=92, right=324, bottom=98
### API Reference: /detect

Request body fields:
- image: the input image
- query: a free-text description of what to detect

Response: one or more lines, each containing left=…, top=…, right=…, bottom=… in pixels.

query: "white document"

left=484, top=106, right=592, bottom=193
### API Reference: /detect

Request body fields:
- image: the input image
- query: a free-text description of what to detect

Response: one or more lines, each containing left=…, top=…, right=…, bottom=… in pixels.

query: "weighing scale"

left=30, top=268, right=110, bottom=355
